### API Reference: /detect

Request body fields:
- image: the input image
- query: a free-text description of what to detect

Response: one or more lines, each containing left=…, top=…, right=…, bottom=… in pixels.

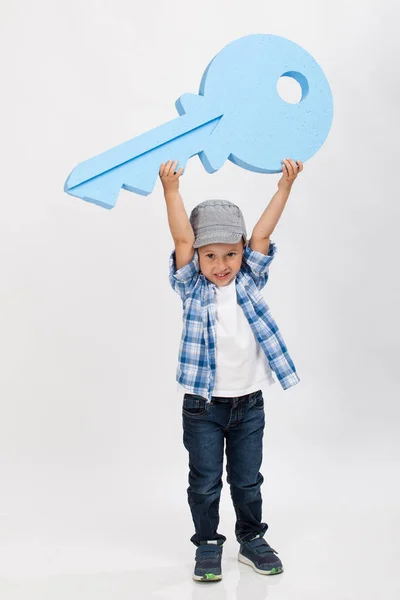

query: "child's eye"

left=206, top=253, right=236, bottom=259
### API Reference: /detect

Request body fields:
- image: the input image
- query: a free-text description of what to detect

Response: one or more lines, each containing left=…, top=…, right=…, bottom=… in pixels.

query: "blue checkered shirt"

left=169, top=240, right=300, bottom=402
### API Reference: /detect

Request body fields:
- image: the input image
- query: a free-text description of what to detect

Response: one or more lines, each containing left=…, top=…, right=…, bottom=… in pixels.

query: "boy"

left=160, top=158, right=303, bottom=582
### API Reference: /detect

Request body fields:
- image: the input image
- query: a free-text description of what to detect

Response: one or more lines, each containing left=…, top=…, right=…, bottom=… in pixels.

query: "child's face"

left=198, top=240, right=246, bottom=286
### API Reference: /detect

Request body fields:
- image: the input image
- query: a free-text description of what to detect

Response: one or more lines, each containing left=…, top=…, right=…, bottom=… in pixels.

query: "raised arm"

left=160, top=160, right=195, bottom=270
left=250, top=159, right=303, bottom=254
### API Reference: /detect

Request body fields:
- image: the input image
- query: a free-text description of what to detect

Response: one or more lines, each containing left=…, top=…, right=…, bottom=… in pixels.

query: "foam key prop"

left=64, top=34, right=333, bottom=209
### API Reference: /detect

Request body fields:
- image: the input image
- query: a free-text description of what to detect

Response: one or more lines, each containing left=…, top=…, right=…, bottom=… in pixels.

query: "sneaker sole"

left=192, top=572, right=222, bottom=582
left=238, top=552, right=283, bottom=575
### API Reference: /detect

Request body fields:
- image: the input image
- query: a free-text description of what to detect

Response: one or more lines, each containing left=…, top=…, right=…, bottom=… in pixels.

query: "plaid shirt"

left=169, top=240, right=300, bottom=402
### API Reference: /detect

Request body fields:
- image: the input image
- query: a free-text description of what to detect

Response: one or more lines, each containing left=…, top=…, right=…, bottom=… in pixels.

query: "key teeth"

left=199, top=145, right=229, bottom=173
left=67, top=183, right=119, bottom=209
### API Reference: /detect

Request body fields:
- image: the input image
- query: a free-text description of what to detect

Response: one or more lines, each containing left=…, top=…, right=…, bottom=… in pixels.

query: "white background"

left=2, top=0, right=399, bottom=598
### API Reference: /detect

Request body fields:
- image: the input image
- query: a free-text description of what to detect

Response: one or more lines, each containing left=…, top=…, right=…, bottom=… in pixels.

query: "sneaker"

left=193, top=541, right=223, bottom=582
left=238, top=536, right=283, bottom=575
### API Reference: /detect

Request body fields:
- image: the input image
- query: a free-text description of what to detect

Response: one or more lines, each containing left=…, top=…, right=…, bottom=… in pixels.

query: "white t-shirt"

left=211, top=277, right=276, bottom=397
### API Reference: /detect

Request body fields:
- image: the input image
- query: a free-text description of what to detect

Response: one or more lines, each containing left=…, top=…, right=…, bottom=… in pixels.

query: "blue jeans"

left=182, top=389, right=268, bottom=547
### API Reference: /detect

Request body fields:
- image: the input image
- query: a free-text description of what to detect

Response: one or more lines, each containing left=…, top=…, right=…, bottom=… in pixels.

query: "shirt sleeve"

left=242, top=239, right=277, bottom=290
left=169, top=247, right=201, bottom=302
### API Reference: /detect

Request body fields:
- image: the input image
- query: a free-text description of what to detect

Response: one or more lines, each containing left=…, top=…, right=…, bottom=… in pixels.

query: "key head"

left=64, top=33, right=333, bottom=209
left=192, top=34, right=333, bottom=173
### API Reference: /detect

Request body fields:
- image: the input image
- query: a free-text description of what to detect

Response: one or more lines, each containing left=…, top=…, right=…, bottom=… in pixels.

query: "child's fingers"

left=166, top=159, right=178, bottom=177
left=285, top=158, right=297, bottom=179
left=163, top=159, right=173, bottom=176
left=162, top=160, right=184, bottom=178
left=285, top=159, right=295, bottom=176
left=169, top=161, right=181, bottom=177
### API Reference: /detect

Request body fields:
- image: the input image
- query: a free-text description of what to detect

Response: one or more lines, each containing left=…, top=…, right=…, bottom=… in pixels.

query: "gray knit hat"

left=189, top=199, right=247, bottom=249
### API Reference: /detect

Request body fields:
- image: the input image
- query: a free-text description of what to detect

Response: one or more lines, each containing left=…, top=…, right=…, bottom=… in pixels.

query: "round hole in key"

left=277, top=71, right=309, bottom=105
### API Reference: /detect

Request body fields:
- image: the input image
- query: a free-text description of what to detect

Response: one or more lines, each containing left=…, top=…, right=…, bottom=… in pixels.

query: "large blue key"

left=64, top=33, right=333, bottom=209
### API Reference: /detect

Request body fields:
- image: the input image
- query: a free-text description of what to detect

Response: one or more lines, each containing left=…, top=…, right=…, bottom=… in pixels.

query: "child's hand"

left=278, top=158, right=303, bottom=190
left=159, top=160, right=184, bottom=193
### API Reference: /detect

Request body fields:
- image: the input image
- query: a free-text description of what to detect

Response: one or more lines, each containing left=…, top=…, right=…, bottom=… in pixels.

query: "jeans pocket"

left=182, top=394, right=208, bottom=416
left=250, top=390, right=264, bottom=410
